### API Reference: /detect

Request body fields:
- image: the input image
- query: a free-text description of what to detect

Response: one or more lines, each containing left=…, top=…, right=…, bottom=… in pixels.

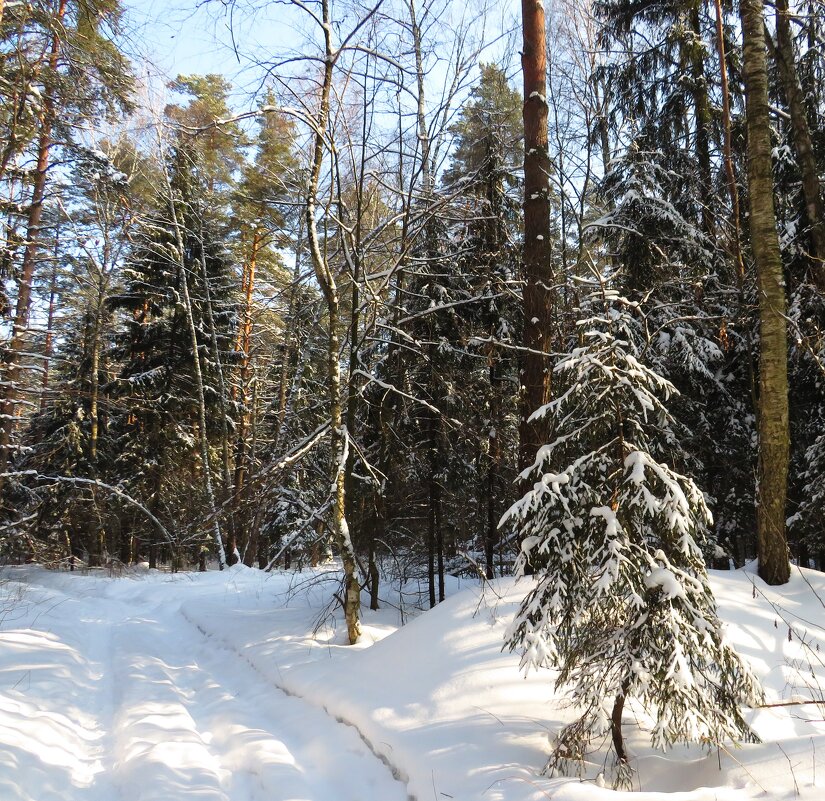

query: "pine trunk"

left=40, top=256, right=59, bottom=411
left=740, top=0, right=791, bottom=585
left=519, top=0, right=554, bottom=480
left=273, top=220, right=303, bottom=454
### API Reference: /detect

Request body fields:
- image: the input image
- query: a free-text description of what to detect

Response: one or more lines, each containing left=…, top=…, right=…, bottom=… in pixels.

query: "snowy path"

left=0, top=570, right=409, bottom=801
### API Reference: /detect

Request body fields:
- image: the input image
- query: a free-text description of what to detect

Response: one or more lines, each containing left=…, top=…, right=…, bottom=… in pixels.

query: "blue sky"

left=121, top=0, right=322, bottom=107
left=123, top=1, right=240, bottom=78
left=121, top=0, right=521, bottom=107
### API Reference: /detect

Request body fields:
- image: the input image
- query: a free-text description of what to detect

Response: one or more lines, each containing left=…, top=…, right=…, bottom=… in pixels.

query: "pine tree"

left=520, top=0, right=554, bottom=483
left=504, top=288, right=761, bottom=786
left=0, top=0, right=133, bottom=480
left=229, top=103, right=299, bottom=563
left=164, top=74, right=244, bottom=207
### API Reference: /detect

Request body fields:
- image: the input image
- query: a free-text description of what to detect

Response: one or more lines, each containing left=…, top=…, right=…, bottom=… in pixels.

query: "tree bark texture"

left=306, top=0, right=361, bottom=643
left=740, top=0, right=791, bottom=585
left=713, top=0, right=746, bottom=284
left=688, top=3, right=715, bottom=238
left=519, top=0, right=554, bottom=480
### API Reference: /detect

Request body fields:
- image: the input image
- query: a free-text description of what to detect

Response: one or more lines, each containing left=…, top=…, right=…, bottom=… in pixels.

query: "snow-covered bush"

left=503, top=288, right=762, bottom=786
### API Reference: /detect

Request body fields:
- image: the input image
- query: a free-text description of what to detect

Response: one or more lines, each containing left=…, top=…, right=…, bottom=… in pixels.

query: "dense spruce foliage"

left=504, top=289, right=763, bottom=781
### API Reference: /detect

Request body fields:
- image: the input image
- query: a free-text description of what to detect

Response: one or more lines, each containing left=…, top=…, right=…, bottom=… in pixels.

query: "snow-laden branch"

left=0, top=471, right=173, bottom=544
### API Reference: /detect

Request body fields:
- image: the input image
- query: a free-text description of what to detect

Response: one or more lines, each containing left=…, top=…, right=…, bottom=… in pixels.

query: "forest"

left=2, top=0, right=824, bottom=620
left=0, top=0, right=824, bottom=784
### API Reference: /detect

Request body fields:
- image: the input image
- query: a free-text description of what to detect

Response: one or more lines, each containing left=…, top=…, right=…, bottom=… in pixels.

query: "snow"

left=1, top=562, right=825, bottom=800
left=644, top=566, right=687, bottom=600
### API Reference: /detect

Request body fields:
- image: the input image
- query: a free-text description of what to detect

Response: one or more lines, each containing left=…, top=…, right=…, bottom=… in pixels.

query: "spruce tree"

left=504, top=287, right=761, bottom=786
left=443, top=63, right=522, bottom=577
left=108, top=143, right=238, bottom=567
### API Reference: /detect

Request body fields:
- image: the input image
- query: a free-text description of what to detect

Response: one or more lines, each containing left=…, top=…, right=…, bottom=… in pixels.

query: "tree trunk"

left=595, top=78, right=612, bottom=176
left=689, top=3, right=715, bottom=238
left=713, top=0, right=746, bottom=285
left=427, top=475, right=437, bottom=609
left=519, top=0, right=554, bottom=481
left=232, top=230, right=260, bottom=562
left=40, top=251, right=59, bottom=411
left=273, top=219, right=303, bottom=454
left=436, top=481, right=445, bottom=603
left=740, top=0, right=791, bottom=586
left=306, top=0, right=360, bottom=643
left=89, top=313, right=101, bottom=463
left=193, top=225, right=236, bottom=563
left=368, top=526, right=380, bottom=610
left=772, top=0, right=825, bottom=288
left=611, top=681, right=630, bottom=766
left=485, top=345, right=502, bottom=579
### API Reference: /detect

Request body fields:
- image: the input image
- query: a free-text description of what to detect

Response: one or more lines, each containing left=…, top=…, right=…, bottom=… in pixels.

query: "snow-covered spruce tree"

left=503, top=288, right=762, bottom=786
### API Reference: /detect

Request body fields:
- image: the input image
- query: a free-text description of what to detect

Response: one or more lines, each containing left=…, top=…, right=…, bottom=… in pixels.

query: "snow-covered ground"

left=1, top=562, right=823, bottom=800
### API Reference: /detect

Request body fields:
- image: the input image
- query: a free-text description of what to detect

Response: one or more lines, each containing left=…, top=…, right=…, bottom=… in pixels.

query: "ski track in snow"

left=0, top=571, right=410, bottom=801
left=182, top=611, right=414, bottom=797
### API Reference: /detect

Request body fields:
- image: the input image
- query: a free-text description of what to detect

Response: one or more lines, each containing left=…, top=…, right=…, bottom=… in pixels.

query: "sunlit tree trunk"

left=40, top=246, right=60, bottom=412
left=519, top=0, right=554, bottom=488
left=305, top=0, right=360, bottom=643
left=740, top=0, right=791, bottom=585
left=772, top=0, right=825, bottom=287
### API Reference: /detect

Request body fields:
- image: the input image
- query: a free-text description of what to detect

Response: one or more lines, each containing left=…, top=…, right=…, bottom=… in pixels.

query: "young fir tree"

left=503, top=288, right=761, bottom=786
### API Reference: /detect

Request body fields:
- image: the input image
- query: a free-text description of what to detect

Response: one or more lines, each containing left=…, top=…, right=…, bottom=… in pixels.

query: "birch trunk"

left=305, top=0, right=360, bottom=643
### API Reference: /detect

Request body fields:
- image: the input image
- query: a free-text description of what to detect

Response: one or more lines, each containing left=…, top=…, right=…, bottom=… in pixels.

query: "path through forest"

left=0, top=567, right=409, bottom=801
left=5, top=563, right=825, bottom=801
